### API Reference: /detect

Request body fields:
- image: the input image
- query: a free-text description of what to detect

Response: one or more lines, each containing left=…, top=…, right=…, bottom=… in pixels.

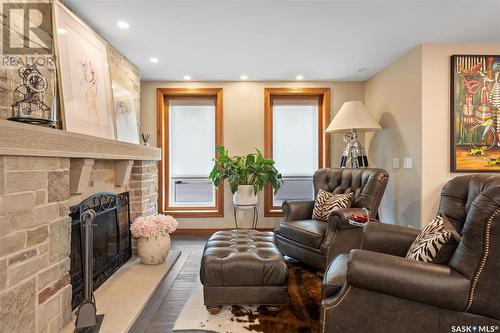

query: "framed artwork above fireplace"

left=54, top=1, right=116, bottom=140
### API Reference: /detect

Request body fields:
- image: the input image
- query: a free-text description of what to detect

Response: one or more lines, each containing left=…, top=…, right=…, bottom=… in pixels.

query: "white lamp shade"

left=326, top=101, right=381, bottom=133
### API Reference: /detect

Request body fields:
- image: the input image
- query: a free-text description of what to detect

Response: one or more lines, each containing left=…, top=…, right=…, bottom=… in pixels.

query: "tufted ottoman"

left=200, top=229, right=288, bottom=314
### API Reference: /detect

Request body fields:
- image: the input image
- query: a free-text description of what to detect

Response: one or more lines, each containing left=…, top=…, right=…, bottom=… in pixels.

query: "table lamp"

left=326, top=101, right=381, bottom=168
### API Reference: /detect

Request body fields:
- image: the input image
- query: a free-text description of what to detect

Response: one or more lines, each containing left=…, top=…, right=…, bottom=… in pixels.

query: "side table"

left=233, top=204, right=258, bottom=229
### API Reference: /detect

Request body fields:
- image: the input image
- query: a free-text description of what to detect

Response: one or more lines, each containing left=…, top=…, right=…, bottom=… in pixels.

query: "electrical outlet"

left=237, top=211, right=244, bottom=219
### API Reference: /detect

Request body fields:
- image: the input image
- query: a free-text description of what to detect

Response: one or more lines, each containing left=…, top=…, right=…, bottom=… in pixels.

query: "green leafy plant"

left=209, top=145, right=283, bottom=194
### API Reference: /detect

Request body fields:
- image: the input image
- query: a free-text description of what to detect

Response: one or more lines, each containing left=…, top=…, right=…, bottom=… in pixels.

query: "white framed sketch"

left=112, top=83, right=139, bottom=144
left=54, top=1, right=116, bottom=139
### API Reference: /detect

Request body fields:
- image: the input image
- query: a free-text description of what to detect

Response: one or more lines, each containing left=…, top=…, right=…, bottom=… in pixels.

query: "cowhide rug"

left=173, top=259, right=322, bottom=333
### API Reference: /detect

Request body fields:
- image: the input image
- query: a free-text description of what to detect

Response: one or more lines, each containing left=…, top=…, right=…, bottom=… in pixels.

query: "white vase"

left=137, top=233, right=171, bottom=265
left=233, top=185, right=258, bottom=205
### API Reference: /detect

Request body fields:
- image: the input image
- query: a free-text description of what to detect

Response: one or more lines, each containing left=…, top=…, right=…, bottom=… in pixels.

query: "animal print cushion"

left=312, top=189, right=353, bottom=222
left=406, top=214, right=461, bottom=263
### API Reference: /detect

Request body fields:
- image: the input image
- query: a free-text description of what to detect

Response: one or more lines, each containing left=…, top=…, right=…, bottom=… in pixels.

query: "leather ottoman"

left=200, top=229, right=288, bottom=314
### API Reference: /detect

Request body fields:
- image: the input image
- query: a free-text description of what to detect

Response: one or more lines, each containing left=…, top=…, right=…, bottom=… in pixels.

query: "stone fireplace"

left=0, top=120, right=160, bottom=333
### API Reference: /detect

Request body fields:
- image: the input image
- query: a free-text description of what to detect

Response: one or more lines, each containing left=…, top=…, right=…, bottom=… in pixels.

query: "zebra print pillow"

left=406, top=214, right=460, bottom=263
left=312, top=189, right=353, bottom=222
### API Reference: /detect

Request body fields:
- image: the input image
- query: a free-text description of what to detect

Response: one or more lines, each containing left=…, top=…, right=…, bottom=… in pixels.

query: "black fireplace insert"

left=69, top=192, right=131, bottom=309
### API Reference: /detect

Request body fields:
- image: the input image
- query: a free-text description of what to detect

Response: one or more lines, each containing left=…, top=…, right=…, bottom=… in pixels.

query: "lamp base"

left=339, top=129, right=369, bottom=168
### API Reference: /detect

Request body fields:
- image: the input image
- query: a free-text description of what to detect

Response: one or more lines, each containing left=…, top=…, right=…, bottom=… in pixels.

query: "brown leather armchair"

left=321, top=174, right=500, bottom=333
left=275, top=168, right=388, bottom=271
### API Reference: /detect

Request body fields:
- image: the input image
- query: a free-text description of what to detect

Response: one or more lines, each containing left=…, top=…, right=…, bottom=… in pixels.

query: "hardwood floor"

left=129, top=236, right=208, bottom=333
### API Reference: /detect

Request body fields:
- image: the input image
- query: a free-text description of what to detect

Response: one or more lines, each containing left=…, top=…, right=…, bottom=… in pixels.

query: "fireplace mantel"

left=0, top=120, right=160, bottom=161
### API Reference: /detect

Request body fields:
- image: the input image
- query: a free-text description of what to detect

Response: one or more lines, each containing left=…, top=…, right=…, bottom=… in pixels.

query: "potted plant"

left=209, top=145, right=283, bottom=205
left=130, top=214, right=178, bottom=265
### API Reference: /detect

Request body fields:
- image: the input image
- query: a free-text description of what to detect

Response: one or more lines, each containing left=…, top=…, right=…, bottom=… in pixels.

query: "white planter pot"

left=137, top=233, right=171, bottom=265
left=233, top=185, right=258, bottom=205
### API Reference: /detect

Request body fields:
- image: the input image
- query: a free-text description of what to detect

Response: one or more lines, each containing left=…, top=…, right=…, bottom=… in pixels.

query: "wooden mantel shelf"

left=0, top=120, right=161, bottom=161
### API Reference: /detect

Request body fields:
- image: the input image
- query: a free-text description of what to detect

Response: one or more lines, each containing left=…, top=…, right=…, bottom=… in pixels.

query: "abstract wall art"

left=54, top=1, right=116, bottom=139
left=451, top=55, right=500, bottom=172
left=112, top=83, right=139, bottom=144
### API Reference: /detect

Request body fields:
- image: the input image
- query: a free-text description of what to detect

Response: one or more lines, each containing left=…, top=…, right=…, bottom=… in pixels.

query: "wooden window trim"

left=157, top=88, right=224, bottom=218
left=264, top=88, right=331, bottom=217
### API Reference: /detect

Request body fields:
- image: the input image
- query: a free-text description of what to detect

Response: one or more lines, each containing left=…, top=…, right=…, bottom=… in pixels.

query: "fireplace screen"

left=69, top=192, right=131, bottom=309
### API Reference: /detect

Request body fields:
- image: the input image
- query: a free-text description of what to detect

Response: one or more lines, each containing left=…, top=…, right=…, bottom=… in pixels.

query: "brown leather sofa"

left=321, top=174, right=500, bottom=333
left=275, top=168, right=388, bottom=271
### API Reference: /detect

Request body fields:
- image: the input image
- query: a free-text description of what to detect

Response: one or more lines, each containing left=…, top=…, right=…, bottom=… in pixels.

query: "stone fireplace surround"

left=0, top=120, right=161, bottom=333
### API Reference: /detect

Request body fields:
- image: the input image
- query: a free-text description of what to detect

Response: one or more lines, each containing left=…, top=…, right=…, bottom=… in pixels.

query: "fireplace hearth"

left=69, top=192, right=132, bottom=309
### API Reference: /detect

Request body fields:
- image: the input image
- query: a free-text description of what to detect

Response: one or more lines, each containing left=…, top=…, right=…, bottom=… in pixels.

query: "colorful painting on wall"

left=451, top=55, right=500, bottom=172
left=54, top=1, right=116, bottom=139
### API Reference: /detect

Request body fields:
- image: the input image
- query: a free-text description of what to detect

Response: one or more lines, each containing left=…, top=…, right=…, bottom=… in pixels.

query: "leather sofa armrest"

left=328, top=208, right=372, bottom=229
left=322, top=254, right=348, bottom=299
left=361, top=223, right=420, bottom=257
left=346, top=250, right=470, bottom=311
left=282, top=200, right=315, bottom=221
left=320, top=208, right=372, bottom=257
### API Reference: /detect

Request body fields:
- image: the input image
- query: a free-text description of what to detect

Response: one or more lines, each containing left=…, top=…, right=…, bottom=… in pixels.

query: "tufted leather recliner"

left=321, top=174, right=500, bottom=333
left=275, top=168, right=388, bottom=271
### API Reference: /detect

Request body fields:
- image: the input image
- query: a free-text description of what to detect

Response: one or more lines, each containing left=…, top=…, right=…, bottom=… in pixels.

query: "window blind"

left=272, top=98, right=319, bottom=176
left=168, top=98, right=215, bottom=178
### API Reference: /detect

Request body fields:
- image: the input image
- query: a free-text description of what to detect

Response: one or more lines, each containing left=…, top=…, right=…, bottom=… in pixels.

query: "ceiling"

left=65, top=0, right=500, bottom=81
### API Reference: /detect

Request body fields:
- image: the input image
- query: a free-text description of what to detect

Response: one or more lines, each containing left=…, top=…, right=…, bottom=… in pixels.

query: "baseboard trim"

left=173, top=228, right=275, bottom=235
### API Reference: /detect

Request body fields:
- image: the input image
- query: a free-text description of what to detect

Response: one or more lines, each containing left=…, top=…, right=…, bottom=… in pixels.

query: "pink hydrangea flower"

left=130, top=214, right=178, bottom=239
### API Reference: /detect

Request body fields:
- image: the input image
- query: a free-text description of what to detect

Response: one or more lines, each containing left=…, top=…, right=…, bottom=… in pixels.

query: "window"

left=272, top=99, right=318, bottom=206
left=264, top=88, right=331, bottom=216
left=157, top=88, right=223, bottom=217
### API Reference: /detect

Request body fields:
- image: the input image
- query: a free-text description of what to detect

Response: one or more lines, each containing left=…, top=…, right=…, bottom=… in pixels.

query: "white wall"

left=365, top=46, right=422, bottom=228
left=140, top=81, right=364, bottom=229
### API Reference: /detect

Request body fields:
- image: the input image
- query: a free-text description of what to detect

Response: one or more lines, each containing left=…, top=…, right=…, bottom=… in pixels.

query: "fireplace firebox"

left=69, top=192, right=132, bottom=309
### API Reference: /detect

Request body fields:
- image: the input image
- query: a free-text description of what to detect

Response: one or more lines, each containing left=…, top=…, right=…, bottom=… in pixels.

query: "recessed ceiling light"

left=357, top=67, right=367, bottom=72
left=240, top=74, right=248, bottom=81
left=296, top=75, right=304, bottom=81
left=149, top=57, right=159, bottom=64
left=117, top=21, right=130, bottom=29
left=184, top=75, right=192, bottom=81
left=57, top=28, right=67, bottom=34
